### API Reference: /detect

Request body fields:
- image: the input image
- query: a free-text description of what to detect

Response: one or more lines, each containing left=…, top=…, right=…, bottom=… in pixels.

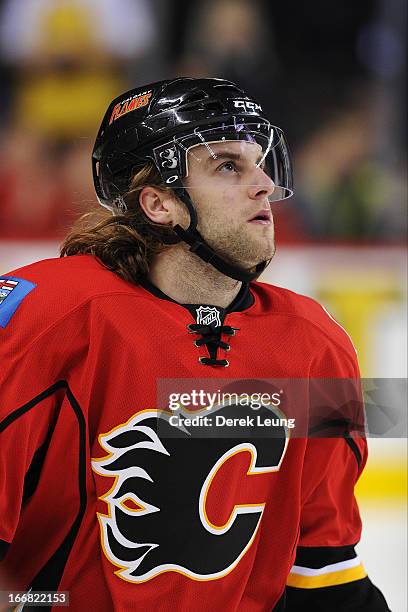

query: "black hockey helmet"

left=92, top=77, right=293, bottom=281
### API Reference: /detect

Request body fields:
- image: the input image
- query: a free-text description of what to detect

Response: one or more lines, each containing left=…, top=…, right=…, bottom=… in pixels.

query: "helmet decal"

left=109, top=90, right=153, bottom=125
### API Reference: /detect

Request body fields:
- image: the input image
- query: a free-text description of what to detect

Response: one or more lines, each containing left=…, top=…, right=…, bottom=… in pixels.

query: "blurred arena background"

left=0, top=0, right=406, bottom=609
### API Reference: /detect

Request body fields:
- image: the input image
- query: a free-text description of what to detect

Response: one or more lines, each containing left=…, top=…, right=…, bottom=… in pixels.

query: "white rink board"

left=357, top=501, right=407, bottom=612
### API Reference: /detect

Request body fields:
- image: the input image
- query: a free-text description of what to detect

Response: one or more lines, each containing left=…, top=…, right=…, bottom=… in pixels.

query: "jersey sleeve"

left=285, top=333, right=391, bottom=611
left=0, top=380, right=66, bottom=559
left=0, top=291, right=86, bottom=563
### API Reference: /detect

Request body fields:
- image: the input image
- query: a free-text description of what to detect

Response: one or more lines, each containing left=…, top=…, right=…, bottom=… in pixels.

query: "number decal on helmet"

left=160, top=147, right=178, bottom=169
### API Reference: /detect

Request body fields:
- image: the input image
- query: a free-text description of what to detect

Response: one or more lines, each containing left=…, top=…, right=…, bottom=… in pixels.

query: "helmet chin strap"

left=172, top=186, right=269, bottom=283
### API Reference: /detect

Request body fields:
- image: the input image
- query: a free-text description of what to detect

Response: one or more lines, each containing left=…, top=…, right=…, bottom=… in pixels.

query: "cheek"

left=190, top=187, right=240, bottom=229
left=211, top=194, right=237, bottom=227
left=193, top=188, right=224, bottom=216
left=221, top=189, right=235, bottom=209
left=215, top=188, right=241, bottom=221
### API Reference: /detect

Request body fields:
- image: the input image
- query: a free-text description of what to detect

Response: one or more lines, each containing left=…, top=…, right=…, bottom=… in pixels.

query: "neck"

left=148, top=243, right=243, bottom=307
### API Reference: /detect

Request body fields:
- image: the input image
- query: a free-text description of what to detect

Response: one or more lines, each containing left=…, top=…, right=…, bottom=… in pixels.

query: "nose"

left=247, top=166, right=275, bottom=200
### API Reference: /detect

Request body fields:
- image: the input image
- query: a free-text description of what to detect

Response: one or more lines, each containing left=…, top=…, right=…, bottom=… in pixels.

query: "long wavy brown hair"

left=60, top=164, right=178, bottom=284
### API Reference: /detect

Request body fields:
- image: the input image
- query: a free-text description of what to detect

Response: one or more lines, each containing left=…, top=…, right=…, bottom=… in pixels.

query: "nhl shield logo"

left=196, top=306, right=221, bottom=327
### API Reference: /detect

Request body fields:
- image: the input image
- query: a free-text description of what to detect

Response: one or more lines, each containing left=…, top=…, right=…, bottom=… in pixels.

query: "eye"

left=217, top=160, right=238, bottom=173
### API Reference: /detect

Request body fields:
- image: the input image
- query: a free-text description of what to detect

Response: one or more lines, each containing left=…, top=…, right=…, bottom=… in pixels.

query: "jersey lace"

left=187, top=323, right=239, bottom=367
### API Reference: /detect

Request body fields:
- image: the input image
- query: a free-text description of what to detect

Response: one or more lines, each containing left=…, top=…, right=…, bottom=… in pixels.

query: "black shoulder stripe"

left=286, top=577, right=391, bottom=611
left=294, top=544, right=357, bottom=569
left=308, top=417, right=352, bottom=436
left=344, top=435, right=362, bottom=470
left=0, top=538, right=10, bottom=561
left=307, top=415, right=363, bottom=471
left=0, top=380, right=67, bottom=433
left=23, top=403, right=62, bottom=504
left=27, top=387, right=87, bottom=608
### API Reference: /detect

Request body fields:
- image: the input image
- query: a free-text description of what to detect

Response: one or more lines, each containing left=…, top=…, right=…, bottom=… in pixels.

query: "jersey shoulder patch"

left=0, top=276, right=36, bottom=328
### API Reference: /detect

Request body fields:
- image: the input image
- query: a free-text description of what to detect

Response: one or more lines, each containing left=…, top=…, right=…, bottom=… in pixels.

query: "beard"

left=197, top=213, right=276, bottom=269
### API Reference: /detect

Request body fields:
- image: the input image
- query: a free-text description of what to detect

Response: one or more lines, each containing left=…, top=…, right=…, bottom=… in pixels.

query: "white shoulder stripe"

left=290, top=555, right=361, bottom=576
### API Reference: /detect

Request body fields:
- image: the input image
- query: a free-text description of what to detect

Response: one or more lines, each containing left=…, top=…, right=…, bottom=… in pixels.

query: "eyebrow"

left=204, top=149, right=264, bottom=167
left=205, top=150, right=241, bottom=165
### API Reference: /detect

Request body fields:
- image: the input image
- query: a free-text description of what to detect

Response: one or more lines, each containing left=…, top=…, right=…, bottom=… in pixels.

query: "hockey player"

left=0, top=78, right=390, bottom=610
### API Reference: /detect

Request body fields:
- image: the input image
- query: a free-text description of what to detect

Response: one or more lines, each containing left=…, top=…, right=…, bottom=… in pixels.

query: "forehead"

left=187, top=139, right=263, bottom=168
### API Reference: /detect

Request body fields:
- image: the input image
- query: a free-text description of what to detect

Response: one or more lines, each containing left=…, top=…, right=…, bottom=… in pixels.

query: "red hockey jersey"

left=0, top=255, right=389, bottom=611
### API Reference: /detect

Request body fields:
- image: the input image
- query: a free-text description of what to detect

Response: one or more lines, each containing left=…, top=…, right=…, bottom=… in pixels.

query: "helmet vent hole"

left=214, top=84, right=244, bottom=93
left=154, top=117, right=173, bottom=131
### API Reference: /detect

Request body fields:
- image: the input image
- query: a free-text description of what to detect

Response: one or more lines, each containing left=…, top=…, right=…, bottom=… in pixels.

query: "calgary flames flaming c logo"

left=92, top=407, right=288, bottom=583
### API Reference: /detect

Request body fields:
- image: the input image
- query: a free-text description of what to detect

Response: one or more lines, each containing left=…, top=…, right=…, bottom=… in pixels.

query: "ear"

left=139, top=186, right=177, bottom=225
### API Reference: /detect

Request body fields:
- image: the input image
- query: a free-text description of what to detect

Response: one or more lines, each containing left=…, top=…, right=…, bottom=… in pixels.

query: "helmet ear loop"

left=177, top=187, right=198, bottom=232
left=169, top=177, right=199, bottom=235
left=172, top=185, right=209, bottom=255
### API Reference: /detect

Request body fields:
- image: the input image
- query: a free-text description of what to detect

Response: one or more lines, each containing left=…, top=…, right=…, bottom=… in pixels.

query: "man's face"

left=182, top=140, right=276, bottom=269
